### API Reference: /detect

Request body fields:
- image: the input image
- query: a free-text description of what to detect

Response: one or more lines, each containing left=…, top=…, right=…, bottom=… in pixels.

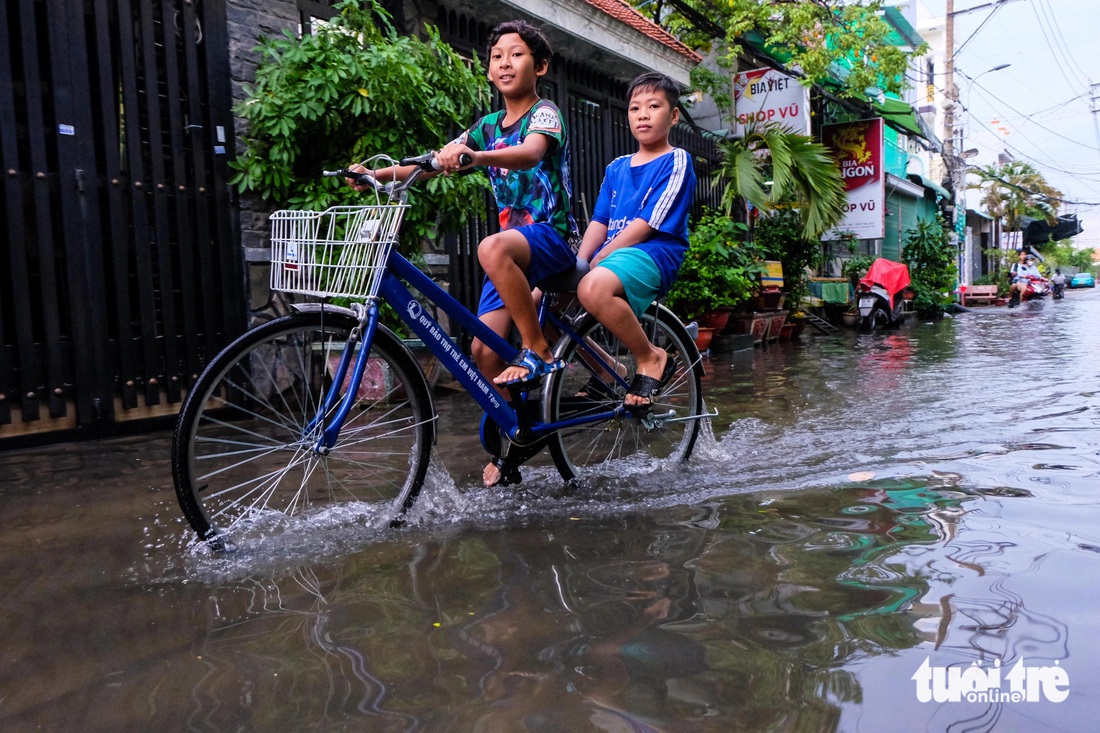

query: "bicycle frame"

left=312, top=245, right=628, bottom=451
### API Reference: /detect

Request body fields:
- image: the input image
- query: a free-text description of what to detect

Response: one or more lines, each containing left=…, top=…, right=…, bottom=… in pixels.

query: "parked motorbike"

left=856, top=258, right=910, bottom=330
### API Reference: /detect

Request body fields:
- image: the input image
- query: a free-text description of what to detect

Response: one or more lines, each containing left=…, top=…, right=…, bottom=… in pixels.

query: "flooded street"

left=2, top=289, right=1098, bottom=732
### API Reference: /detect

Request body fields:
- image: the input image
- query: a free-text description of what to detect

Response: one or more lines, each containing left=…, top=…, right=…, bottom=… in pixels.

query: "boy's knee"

left=578, top=269, right=614, bottom=308
left=577, top=275, right=599, bottom=307
left=471, top=338, right=500, bottom=368
left=478, top=233, right=509, bottom=271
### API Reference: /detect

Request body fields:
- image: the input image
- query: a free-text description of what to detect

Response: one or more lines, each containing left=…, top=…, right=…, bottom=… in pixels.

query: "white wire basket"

left=269, top=204, right=408, bottom=299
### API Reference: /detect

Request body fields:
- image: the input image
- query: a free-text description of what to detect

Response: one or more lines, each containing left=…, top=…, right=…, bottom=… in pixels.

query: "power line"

left=965, top=76, right=1100, bottom=153
left=968, top=165, right=1100, bottom=207
left=1028, top=0, right=1091, bottom=94
left=1036, top=0, right=1092, bottom=88
left=966, top=105, right=1100, bottom=178
left=952, top=1, right=1005, bottom=59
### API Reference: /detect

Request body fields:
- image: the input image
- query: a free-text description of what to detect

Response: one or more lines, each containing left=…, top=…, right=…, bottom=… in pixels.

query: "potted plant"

left=837, top=252, right=874, bottom=326
left=715, top=125, right=846, bottom=341
left=902, top=215, right=957, bottom=319
left=666, top=210, right=766, bottom=322
left=753, top=208, right=826, bottom=330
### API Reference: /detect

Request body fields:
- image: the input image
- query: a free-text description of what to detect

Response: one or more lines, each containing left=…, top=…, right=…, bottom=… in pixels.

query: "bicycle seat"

left=537, top=258, right=590, bottom=293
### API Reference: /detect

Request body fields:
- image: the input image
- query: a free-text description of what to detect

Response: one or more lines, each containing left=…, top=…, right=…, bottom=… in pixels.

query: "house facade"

left=0, top=0, right=713, bottom=442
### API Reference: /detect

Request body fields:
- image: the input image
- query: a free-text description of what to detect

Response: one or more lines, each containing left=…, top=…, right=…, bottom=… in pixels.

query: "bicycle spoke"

left=172, top=314, right=433, bottom=541
left=547, top=306, right=703, bottom=482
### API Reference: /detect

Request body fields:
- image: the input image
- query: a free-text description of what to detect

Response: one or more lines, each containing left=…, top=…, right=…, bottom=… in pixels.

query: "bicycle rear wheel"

left=544, top=304, right=704, bottom=482
left=171, top=311, right=434, bottom=542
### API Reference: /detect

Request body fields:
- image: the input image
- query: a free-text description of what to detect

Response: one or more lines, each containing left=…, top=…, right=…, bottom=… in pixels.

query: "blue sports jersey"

left=591, top=148, right=695, bottom=293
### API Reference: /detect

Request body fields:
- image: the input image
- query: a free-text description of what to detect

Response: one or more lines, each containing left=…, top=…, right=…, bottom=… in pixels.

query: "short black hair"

left=627, top=72, right=681, bottom=108
left=487, top=20, right=553, bottom=69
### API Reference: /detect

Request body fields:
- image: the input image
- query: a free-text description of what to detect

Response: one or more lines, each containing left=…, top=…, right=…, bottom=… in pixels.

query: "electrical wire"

left=1028, top=0, right=1091, bottom=94
left=1036, top=0, right=1093, bottom=88
left=966, top=80, right=1100, bottom=153
left=953, top=1, right=1005, bottom=59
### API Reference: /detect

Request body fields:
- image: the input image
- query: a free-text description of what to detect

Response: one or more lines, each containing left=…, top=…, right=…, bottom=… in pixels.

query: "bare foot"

left=483, top=460, right=501, bottom=487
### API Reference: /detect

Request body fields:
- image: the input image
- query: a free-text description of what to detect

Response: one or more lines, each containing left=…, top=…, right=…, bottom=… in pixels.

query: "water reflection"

left=4, top=295, right=1099, bottom=730
left=176, top=476, right=1003, bottom=731
left=179, top=296, right=1100, bottom=730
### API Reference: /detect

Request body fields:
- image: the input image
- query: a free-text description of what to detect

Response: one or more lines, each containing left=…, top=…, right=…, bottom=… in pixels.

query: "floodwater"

left=2, top=289, right=1098, bottom=732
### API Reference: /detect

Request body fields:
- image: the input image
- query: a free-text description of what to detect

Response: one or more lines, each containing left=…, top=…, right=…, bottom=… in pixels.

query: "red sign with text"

left=822, top=118, right=885, bottom=240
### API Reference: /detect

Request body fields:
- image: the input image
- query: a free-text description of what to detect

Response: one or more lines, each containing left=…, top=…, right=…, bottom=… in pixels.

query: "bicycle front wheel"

left=544, top=304, right=704, bottom=482
left=171, top=312, right=434, bottom=542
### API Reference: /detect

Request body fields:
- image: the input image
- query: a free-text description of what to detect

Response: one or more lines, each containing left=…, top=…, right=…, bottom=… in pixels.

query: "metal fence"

left=0, top=0, right=242, bottom=440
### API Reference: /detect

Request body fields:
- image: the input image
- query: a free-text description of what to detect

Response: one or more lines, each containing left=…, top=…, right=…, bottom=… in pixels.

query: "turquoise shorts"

left=596, top=248, right=661, bottom=318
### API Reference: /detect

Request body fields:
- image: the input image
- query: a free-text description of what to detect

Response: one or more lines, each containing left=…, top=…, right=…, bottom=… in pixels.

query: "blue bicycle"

left=171, top=153, right=710, bottom=543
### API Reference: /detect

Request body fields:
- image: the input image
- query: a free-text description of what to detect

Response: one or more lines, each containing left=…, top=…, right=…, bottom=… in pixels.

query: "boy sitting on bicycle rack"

left=576, top=72, right=696, bottom=408
left=352, top=19, right=577, bottom=389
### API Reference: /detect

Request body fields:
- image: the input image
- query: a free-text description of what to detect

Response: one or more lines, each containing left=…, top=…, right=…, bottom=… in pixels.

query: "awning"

left=882, top=7, right=925, bottom=51
left=872, top=97, right=925, bottom=139
left=886, top=173, right=924, bottom=198
left=967, top=208, right=994, bottom=220
left=908, top=173, right=950, bottom=200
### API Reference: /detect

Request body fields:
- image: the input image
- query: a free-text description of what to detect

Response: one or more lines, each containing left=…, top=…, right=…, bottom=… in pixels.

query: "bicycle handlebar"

left=322, top=152, right=473, bottom=195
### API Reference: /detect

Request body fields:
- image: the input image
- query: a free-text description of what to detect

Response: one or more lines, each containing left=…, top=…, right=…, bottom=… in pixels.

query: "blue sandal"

left=502, top=347, right=565, bottom=387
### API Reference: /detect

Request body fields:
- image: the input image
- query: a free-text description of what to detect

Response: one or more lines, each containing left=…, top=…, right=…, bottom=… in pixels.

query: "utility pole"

left=944, top=0, right=955, bottom=194
left=943, top=0, right=966, bottom=283
left=1090, top=82, right=1100, bottom=150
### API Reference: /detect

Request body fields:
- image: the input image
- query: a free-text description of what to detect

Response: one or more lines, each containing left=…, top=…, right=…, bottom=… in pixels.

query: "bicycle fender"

left=291, top=302, right=359, bottom=319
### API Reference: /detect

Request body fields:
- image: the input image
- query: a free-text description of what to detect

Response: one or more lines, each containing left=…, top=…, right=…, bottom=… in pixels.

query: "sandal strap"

left=503, top=348, right=565, bottom=386
left=507, top=347, right=541, bottom=372
left=624, top=357, right=677, bottom=404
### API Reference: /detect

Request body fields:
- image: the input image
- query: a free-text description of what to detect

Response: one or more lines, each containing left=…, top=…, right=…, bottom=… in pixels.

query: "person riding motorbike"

left=1051, top=268, right=1067, bottom=299
left=1008, top=252, right=1044, bottom=307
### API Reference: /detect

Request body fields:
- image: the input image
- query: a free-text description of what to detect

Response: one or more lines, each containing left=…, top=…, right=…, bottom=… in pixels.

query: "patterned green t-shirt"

left=456, top=99, right=578, bottom=239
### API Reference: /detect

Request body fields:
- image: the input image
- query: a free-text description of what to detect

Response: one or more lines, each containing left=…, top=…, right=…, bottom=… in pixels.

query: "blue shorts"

left=477, top=223, right=576, bottom=316
left=596, top=248, right=662, bottom=318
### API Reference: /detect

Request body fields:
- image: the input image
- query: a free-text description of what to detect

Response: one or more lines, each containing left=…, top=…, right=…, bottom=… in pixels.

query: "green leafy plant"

left=717, top=123, right=847, bottom=241
left=646, top=0, right=926, bottom=103
left=840, top=253, right=875, bottom=291
left=666, top=210, right=767, bottom=320
left=970, top=160, right=1061, bottom=236
left=902, top=215, right=956, bottom=318
left=1041, top=237, right=1096, bottom=275
left=231, top=0, right=490, bottom=258
left=753, top=209, right=821, bottom=314
left=972, top=273, right=1009, bottom=297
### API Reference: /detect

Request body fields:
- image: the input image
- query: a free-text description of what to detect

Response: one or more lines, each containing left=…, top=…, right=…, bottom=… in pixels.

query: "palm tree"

left=970, top=161, right=1061, bottom=234
left=717, top=123, right=847, bottom=240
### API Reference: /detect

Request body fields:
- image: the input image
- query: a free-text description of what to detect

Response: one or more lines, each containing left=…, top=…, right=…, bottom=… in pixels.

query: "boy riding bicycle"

left=576, top=72, right=695, bottom=407
left=352, top=19, right=578, bottom=485
left=353, top=19, right=576, bottom=385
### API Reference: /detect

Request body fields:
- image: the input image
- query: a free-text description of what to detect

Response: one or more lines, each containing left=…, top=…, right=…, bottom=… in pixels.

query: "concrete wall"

left=225, top=0, right=299, bottom=255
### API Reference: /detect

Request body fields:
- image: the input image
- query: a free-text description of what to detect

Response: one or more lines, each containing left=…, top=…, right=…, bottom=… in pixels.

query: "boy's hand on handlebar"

left=435, top=143, right=476, bottom=173
left=345, top=164, right=374, bottom=192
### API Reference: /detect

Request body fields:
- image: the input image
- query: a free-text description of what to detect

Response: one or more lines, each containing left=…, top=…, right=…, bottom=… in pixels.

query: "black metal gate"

left=0, top=0, right=243, bottom=441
